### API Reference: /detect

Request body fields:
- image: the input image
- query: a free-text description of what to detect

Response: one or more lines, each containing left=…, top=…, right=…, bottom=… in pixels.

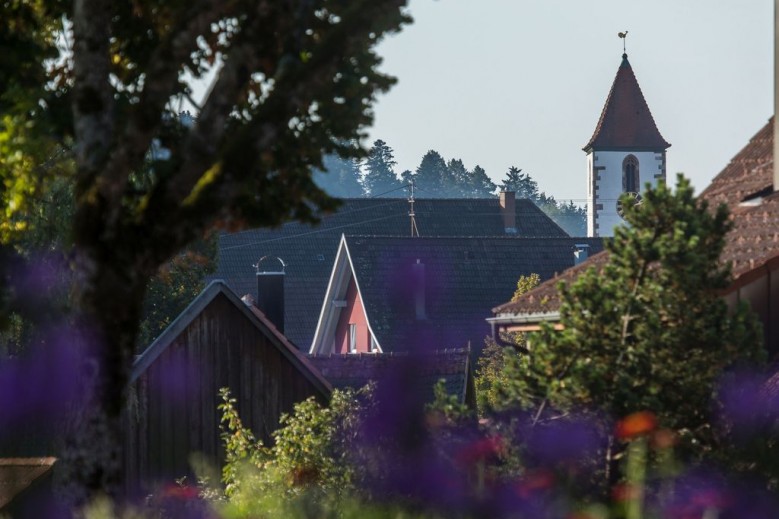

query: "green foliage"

left=475, top=339, right=520, bottom=415
left=511, top=273, right=541, bottom=303
left=498, top=175, right=764, bottom=453
left=475, top=274, right=539, bottom=415
left=427, top=379, right=470, bottom=423
left=137, top=232, right=217, bottom=348
left=219, top=384, right=374, bottom=507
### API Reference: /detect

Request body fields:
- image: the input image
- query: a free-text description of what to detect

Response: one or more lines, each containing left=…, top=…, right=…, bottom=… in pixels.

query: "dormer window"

left=623, top=155, right=639, bottom=193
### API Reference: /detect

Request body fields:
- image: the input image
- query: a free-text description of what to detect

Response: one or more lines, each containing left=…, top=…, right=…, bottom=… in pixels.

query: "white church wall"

left=587, top=150, right=665, bottom=237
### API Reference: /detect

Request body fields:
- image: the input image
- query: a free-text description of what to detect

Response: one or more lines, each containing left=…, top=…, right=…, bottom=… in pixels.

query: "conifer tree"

left=497, top=175, right=764, bottom=455
left=446, top=158, right=469, bottom=197
left=362, top=139, right=402, bottom=197
left=414, top=150, right=453, bottom=198
left=499, top=166, right=538, bottom=200
left=313, top=154, right=365, bottom=198
left=467, top=165, right=497, bottom=198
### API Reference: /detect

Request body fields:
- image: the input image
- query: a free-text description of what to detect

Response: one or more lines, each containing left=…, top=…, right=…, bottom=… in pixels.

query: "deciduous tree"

left=1, top=0, right=410, bottom=503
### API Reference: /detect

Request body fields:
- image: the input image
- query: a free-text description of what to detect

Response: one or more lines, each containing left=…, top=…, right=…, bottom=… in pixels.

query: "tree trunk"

left=58, top=248, right=150, bottom=506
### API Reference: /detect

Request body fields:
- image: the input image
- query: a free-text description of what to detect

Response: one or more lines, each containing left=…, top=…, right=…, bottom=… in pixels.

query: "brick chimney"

left=499, top=191, right=517, bottom=234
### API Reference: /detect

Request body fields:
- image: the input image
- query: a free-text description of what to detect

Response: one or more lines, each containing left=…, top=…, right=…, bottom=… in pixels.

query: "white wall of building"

left=587, top=150, right=666, bottom=237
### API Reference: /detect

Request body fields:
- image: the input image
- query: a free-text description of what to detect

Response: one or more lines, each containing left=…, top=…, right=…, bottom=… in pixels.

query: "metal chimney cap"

left=254, top=255, right=286, bottom=274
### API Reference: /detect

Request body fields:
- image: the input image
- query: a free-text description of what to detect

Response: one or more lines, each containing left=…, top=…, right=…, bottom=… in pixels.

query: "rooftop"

left=584, top=54, right=670, bottom=152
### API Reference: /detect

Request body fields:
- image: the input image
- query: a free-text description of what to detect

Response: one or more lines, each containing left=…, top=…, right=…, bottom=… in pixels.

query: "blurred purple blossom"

left=716, top=368, right=779, bottom=436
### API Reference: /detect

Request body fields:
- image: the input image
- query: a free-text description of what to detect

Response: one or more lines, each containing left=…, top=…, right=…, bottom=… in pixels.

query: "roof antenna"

left=408, top=179, right=419, bottom=237
left=618, top=30, right=629, bottom=56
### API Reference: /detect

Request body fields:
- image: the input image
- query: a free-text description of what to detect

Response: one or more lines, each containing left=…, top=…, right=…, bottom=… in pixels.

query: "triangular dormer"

left=585, top=53, right=670, bottom=237
left=310, top=235, right=383, bottom=355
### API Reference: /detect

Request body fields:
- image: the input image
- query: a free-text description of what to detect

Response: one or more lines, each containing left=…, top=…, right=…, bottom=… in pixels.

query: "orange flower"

left=651, top=428, right=677, bottom=449
left=616, top=411, right=657, bottom=440
left=516, top=468, right=555, bottom=498
left=611, top=483, right=639, bottom=502
left=456, top=435, right=505, bottom=466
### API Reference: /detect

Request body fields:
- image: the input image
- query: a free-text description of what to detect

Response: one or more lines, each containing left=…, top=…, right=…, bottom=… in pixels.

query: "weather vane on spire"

left=618, top=30, right=629, bottom=54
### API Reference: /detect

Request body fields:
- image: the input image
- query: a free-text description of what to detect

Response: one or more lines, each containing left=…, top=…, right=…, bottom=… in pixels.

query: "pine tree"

left=447, top=158, right=469, bottom=197
left=362, top=140, right=402, bottom=197
left=497, top=175, right=764, bottom=455
left=313, top=154, right=365, bottom=197
left=414, top=150, right=454, bottom=198
left=467, top=165, right=497, bottom=198
left=499, top=166, right=538, bottom=200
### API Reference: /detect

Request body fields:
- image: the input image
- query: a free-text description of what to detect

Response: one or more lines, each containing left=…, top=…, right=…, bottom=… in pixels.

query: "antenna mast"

left=408, top=180, right=419, bottom=237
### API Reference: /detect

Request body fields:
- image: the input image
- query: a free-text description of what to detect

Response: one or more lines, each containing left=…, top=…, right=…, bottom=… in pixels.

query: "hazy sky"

left=366, top=0, right=773, bottom=202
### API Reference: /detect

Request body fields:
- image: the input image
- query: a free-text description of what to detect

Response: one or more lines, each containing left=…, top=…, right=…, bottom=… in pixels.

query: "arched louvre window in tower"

left=623, top=155, right=639, bottom=192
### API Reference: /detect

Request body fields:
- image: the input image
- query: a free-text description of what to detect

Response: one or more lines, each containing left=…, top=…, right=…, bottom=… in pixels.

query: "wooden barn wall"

left=123, top=294, right=327, bottom=491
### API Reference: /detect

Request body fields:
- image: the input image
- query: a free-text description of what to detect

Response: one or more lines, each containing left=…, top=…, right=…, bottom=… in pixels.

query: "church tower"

left=584, top=52, right=670, bottom=237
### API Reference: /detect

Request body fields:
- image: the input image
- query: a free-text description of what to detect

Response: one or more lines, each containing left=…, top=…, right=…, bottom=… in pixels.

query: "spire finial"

left=618, top=30, right=629, bottom=55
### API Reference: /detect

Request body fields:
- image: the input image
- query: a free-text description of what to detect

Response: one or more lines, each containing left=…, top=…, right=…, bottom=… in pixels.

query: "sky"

left=365, top=0, right=773, bottom=203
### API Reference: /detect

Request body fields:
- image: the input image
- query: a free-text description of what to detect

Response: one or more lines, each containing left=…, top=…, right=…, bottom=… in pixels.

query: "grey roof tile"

left=212, top=197, right=570, bottom=348
left=344, top=236, right=604, bottom=353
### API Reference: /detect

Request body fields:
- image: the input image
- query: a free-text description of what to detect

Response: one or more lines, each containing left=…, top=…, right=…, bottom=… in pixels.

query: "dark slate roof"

left=503, top=117, right=779, bottom=317
left=308, top=349, right=471, bottom=405
left=132, top=280, right=332, bottom=395
left=0, top=457, right=56, bottom=511
left=584, top=54, right=671, bottom=152
left=344, top=236, right=604, bottom=353
left=213, top=197, right=568, bottom=348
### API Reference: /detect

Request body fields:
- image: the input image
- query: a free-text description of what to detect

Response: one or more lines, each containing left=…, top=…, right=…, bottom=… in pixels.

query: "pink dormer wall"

left=334, top=277, right=372, bottom=354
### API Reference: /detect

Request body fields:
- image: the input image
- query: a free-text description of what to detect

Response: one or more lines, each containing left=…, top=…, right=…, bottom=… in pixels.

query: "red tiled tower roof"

left=583, top=54, right=671, bottom=152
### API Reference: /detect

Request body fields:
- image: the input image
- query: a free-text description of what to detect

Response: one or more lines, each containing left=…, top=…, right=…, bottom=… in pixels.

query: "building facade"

left=585, top=53, right=670, bottom=237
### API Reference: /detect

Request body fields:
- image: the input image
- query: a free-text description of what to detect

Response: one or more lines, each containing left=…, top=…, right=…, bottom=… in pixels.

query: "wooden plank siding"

left=123, top=290, right=329, bottom=492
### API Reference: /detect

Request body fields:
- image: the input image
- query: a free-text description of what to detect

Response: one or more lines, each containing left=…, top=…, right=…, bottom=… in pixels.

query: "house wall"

left=123, top=293, right=328, bottom=492
left=587, top=150, right=665, bottom=237
left=334, top=278, right=371, bottom=353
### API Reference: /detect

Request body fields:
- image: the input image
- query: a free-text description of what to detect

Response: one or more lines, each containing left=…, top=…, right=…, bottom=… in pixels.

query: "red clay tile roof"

left=700, top=117, right=778, bottom=279
left=583, top=54, right=671, bottom=152
left=500, top=117, right=778, bottom=318
left=492, top=250, right=611, bottom=316
left=0, top=457, right=56, bottom=510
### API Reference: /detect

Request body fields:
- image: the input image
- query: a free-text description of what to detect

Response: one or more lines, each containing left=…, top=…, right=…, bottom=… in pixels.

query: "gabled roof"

left=584, top=54, right=670, bottom=152
left=214, top=197, right=568, bottom=348
left=132, top=280, right=332, bottom=395
left=503, top=117, right=778, bottom=319
left=309, top=349, right=472, bottom=405
left=313, top=235, right=604, bottom=354
left=0, top=457, right=56, bottom=511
